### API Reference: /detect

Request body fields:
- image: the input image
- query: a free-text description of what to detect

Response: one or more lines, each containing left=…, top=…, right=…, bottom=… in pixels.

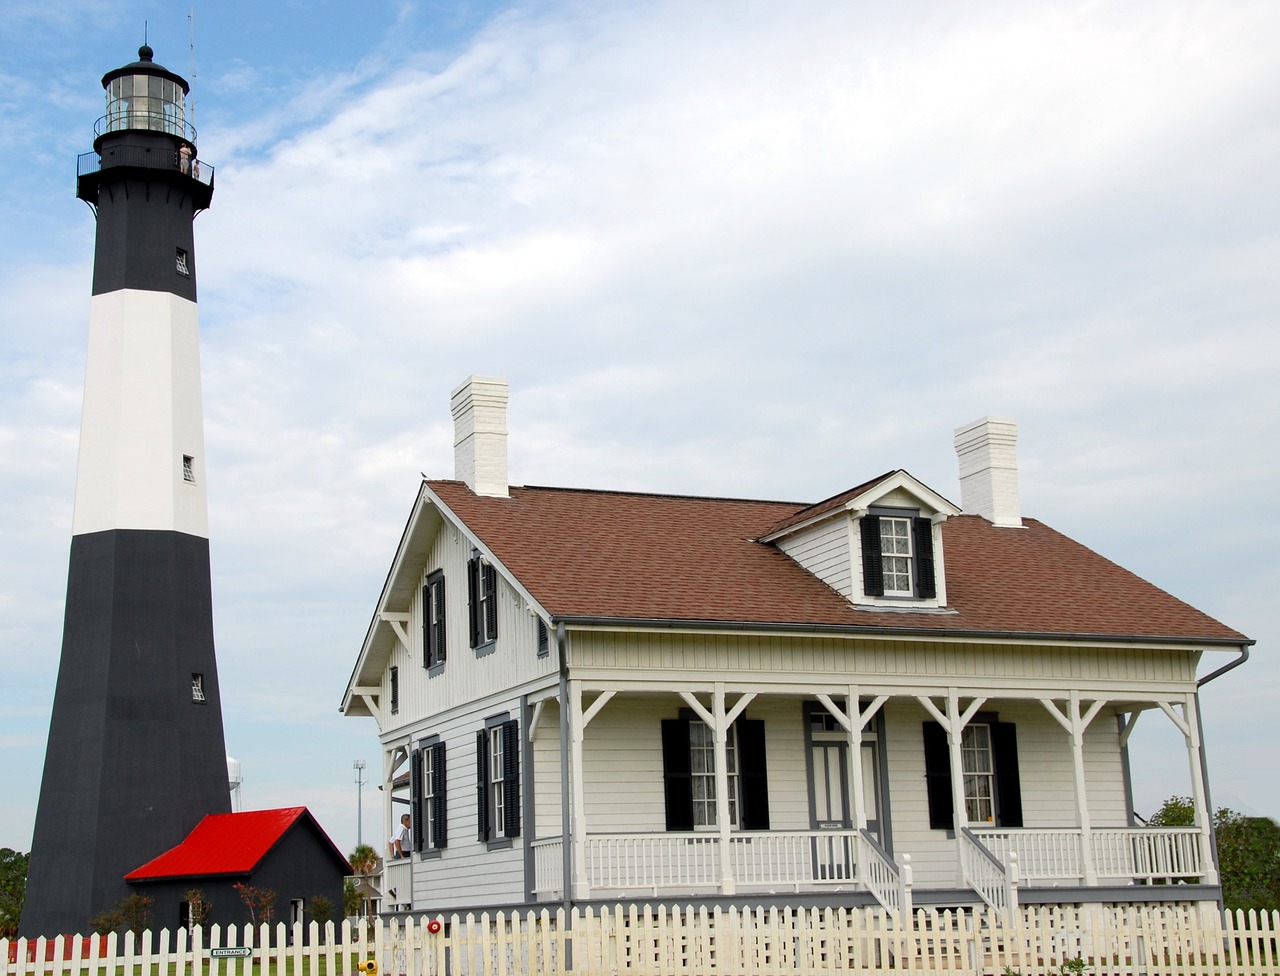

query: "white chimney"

left=954, top=416, right=1022, bottom=527
left=451, top=375, right=509, bottom=497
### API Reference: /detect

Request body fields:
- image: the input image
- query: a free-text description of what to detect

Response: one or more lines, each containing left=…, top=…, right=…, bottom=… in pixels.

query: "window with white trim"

left=961, top=723, right=995, bottom=823
left=879, top=517, right=913, bottom=595
left=689, top=721, right=739, bottom=828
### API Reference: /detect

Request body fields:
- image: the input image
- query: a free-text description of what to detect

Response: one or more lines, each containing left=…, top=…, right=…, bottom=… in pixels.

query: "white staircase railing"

left=960, top=827, right=1018, bottom=919
left=856, top=828, right=913, bottom=918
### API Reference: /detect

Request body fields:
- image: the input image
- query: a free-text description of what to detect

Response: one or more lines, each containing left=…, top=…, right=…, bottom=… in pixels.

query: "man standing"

left=389, top=813, right=411, bottom=859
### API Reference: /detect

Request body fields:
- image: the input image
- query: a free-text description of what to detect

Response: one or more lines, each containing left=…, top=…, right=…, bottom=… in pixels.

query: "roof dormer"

left=761, top=470, right=961, bottom=611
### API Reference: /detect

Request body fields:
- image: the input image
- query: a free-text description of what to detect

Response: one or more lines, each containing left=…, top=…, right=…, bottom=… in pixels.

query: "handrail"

left=960, top=827, right=1018, bottom=919
left=94, top=112, right=198, bottom=144
left=78, top=147, right=215, bottom=188
left=856, top=828, right=912, bottom=918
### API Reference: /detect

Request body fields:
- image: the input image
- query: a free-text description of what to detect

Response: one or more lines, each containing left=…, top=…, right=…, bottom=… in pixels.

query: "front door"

left=809, top=708, right=884, bottom=881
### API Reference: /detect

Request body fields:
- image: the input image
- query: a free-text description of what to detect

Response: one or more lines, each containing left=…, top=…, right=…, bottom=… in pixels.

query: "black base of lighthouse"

left=21, top=529, right=230, bottom=936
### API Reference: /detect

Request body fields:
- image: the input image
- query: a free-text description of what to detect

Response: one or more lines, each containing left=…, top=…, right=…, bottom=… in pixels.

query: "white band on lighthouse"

left=73, top=288, right=209, bottom=538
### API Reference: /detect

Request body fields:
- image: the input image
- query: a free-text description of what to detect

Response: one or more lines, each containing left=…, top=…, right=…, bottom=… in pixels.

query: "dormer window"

left=861, top=508, right=937, bottom=600
left=879, top=517, right=913, bottom=595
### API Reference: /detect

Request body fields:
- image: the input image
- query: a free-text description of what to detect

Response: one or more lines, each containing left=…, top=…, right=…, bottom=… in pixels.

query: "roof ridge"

left=427, top=478, right=809, bottom=508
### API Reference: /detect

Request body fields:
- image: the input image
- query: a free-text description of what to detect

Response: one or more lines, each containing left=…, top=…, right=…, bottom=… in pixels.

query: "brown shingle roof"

left=427, top=480, right=1248, bottom=645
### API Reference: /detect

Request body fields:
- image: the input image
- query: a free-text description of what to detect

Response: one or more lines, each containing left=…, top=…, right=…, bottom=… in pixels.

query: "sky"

left=1, top=0, right=1278, bottom=859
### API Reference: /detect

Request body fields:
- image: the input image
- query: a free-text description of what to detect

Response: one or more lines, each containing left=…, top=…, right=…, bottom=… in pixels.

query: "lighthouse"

left=21, top=46, right=231, bottom=936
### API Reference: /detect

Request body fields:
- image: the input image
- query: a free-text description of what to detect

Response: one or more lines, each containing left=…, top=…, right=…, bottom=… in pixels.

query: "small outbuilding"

left=125, top=807, right=350, bottom=931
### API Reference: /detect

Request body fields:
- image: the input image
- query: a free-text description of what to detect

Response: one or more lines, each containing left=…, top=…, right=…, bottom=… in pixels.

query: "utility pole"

left=353, top=759, right=367, bottom=847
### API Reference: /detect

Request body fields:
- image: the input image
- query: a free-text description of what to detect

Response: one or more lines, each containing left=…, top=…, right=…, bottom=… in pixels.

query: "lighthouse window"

left=182, top=455, right=196, bottom=483
left=176, top=248, right=190, bottom=277
left=191, top=674, right=206, bottom=703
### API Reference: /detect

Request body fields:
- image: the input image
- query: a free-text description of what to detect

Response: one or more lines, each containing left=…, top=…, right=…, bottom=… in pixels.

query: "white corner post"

left=1157, top=695, right=1219, bottom=885
left=1040, top=691, right=1106, bottom=885
left=567, top=680, right=590, bottom=900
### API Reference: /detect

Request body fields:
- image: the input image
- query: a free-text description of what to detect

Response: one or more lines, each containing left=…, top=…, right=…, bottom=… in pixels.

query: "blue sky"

left=1, top=0, right=1278, bottom=858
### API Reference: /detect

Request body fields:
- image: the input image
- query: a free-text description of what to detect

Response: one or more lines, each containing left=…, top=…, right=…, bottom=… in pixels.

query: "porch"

left=531, top=825, right=1205, bottom=912
left=533, top=673, right=1220, bottom=915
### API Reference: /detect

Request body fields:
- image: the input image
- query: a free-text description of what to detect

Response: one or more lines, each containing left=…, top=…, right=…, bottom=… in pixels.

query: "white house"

left=341, top=376, right=1251, bottom=917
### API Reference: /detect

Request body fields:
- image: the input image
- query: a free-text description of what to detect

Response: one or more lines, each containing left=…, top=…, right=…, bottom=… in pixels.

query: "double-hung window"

left=860, top=509, right=937, bottom=600
left=689, top=721, right=739, bottom=827
left=662, top=713, right=769, bottom=831
left=424, top=571, right=446, bottom=671
left=411, top=739, right=447, bottom=853
left=476, top=717, right=520, bottom=844
left=468, top=555, right=498, bottom=650
left=922, top=714, right=1021, bottom=829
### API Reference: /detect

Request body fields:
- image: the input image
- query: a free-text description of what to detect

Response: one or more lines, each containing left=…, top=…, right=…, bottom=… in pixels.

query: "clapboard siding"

left=401, top=694, right=529, bottom=911
left=569, top=630, right=1196, bottom=689
left=380, top=520, right=558, bottom=736
left=776, top=516, right=852, bottom=598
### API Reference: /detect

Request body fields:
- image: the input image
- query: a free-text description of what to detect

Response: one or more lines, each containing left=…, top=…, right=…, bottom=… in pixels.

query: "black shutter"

left=467, top=557, right=480, bottom=648
left=860, top=515, right=884, bottom=596
left=432, top=743, right=448, bottom=848
left=483, top=563, right=498, bottom=640
left=992, top=721, right=1023, bottom=827
left=913, top=517, right=936, bottom=599
left=421, top=585, right=430, bottom=668
left=661, top=718, right=694, bottom=831
left=736, top=718, right=770, bottom=830
left=476, top=728, right=489, bottom=840
left=410, top=747, right=424, bottom=852
left=923, top=721, right=953, bottom=830
left=430, top=575, right=447, bottom=665
left=502, top=719, right=520, bottom=838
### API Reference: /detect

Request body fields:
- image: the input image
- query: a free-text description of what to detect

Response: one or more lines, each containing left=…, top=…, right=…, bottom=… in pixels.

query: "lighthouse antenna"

left=189, top=5, right=198, bottom=127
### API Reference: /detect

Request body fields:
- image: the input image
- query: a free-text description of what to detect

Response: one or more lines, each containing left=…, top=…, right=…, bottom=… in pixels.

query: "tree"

left=88, top=893, right=153, bottom=937
left=0, top=848, right=29, bottom=939
left=343, top=878, right=361, bottom=918
left=347, top=843, right=379, bottom=876
left=307, top=894, right=334, bottom=925
left=233, top=883, right=277, bottom=928
left=1150, top=795, right=1280, bottom=912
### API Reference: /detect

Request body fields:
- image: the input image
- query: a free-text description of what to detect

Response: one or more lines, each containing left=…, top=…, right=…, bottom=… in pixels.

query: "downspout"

left=557, top=621, right=573, bottom=923
left=1195, top=644, right=1251, bottom=901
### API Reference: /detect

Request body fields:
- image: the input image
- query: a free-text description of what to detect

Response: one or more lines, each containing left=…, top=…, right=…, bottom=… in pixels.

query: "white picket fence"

left=4, top=903, right=1280, bottom=975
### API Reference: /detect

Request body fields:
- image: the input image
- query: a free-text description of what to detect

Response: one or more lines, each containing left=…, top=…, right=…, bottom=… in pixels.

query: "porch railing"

left=960, top=827, right=1019, bottom=918
left=382, top=858, right=413, bottom=910
left=856, top=828, right=912, bottom=917
left=971, top=827, right=1203, bottom=885
left=530, top=837, right=564, bottom=896
left=583, top=833, right=719, bottom=893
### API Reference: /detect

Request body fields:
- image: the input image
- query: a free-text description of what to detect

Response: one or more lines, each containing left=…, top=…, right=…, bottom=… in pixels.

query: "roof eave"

left=552, top=614, right=1254, bottom=649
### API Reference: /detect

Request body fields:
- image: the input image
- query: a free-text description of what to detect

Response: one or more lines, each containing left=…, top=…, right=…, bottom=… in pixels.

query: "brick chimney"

left=954, top=416, right=1022, bottom=527
left=451, top=375, right=509, bottom=497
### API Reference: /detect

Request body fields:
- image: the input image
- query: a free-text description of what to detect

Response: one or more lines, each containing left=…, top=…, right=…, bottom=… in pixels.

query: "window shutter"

left=467, top=557, right=480, bottom=648
left=410, top=747, right=424, bottom=852
left=475, top=729, right=489, bottom=840
left=860, top=515, right=884, bottom=596
left=431, top=576, right=447, bottom=665
left=483, top=563, right=498, bottom=640
left=502, top=719, right=520, bottom=838
left=912, top=517, right=936, bottom=599
left=922, top=721, right=953, bottom=830
left=736, top=718, right=770, bottom=830
left=992, top=721, right=1023, bottom=828
left=536, top=619, right=549, bottom=657
left=432, top=742, right=448, bottom=848
left=421, top=585, right=430, bottom=668
left=661, top=718, right=694, bottom=831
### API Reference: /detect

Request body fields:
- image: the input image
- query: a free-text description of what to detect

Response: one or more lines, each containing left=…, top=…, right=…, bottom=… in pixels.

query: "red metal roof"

left=125, top=807, right=349, bottom=880
left=428, top=480, right=1248, bottom=645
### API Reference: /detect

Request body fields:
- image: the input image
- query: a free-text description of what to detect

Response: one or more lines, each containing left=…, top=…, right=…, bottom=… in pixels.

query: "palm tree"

left=347, top=843, right=379, bottom=876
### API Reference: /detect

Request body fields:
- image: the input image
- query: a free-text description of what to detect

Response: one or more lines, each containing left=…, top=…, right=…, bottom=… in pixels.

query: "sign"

left=211, top=948, right=253, bottom=958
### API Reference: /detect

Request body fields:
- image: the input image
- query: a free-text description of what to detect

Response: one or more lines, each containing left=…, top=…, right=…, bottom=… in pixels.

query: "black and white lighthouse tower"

left=21, top=47, right=230, bottom=936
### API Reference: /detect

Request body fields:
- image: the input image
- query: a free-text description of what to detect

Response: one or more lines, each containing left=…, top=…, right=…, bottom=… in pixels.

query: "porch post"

left=568, top=679, right=590, bottom=899
left=1182, top=694, right=1219, bottom=885
left=1068, top=691, right=1097, bottom=886
left=713, top=683, right=736, bottom=895
left=847, top=686, right=867, bottom=831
